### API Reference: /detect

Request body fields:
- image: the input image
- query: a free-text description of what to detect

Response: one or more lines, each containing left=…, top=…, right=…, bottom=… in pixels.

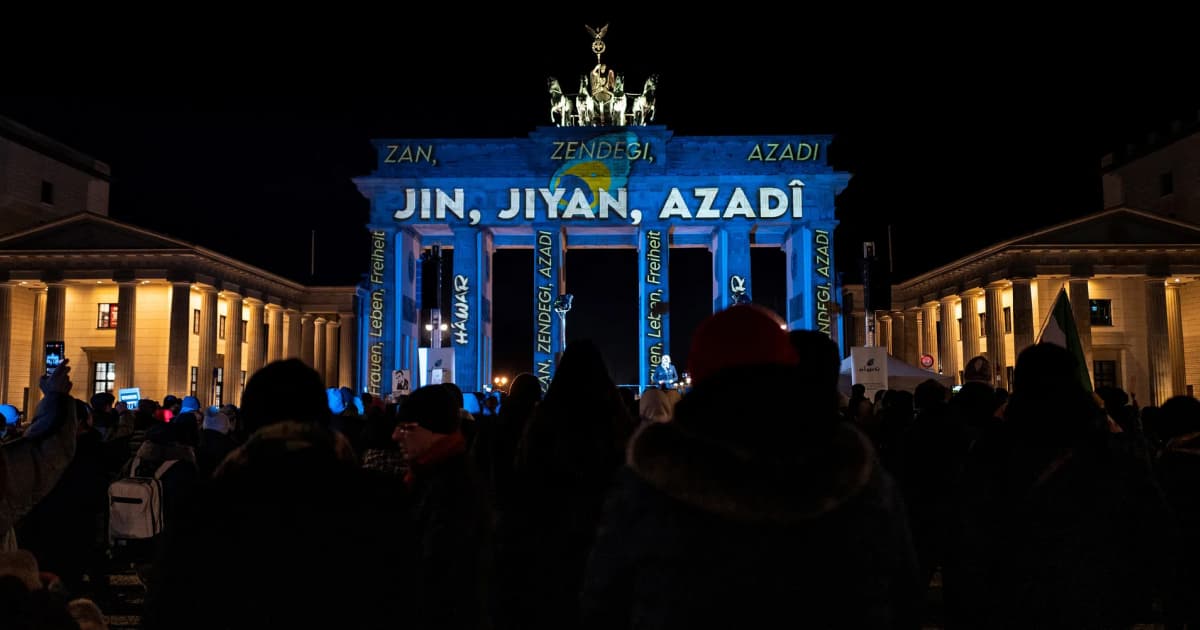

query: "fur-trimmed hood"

left=627, top=365, right=875, bottom=524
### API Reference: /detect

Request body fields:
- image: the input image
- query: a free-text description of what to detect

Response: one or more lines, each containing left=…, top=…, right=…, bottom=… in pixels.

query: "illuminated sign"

left=534, top=229, right=559, bottom=391
left=645, top=229, right=665, bottom=383
left=451, top=274, right=469, bottom=345
left=391, top=182, right=805, bottom=227
left=814, top=228, right=833, bottom=337
left=383, top=144, right=437, bottom=165
left=367, top=230, right=387, bottom=395
left=746, top=142, right=821, bottom=162
left=550, top=140, right=654, bottom=162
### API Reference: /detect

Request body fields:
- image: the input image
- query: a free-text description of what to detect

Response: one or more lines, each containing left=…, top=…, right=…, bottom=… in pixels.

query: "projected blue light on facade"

left=355, top=126, right=850, bottom=394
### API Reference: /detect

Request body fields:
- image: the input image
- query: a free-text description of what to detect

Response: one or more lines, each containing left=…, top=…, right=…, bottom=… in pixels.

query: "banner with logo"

left=850, top=346, right=888, bottom=400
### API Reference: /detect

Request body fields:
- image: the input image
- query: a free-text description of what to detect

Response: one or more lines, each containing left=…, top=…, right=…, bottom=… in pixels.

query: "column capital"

left=265, top=302, right=284, bottom=312
left=243, top=296, right=265, bottom=306
left=985, top=280, right=1010, bottom=290
left=939, top=294, right=958, bottom=305
left=196, top=284, right=217, bottom=295
left=314, top=316, right=327, bottom=325
left=958, top=287, right=985, bottom=298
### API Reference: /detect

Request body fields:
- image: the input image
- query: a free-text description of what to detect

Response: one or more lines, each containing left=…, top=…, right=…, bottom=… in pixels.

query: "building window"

left=93, top=362, right=115, bottom=395
left=1006, top=366, right=1014, bottom=387
left=241, top=370, right=247, bottom=388
left=1003, top=307, right=1013, bottom=333
left=193, top=309, right=200, bottom=335
left=1094, top=360, right=1118, bottom=390
left=978, top=312, right=987, bottom=337
left=190, top=366, right=198, bottom=397
left=1089, top=299, right=1113, bottom=326
left=97, top=303, right=119, bottom=329
left=1161, top=172, right=1174, bottom=196
left=957, top=317, right=963, bottom=341
left=214, top=367, right=224, bottom=406
left=241, top=320, right=248, bottom=342
left=219, top=315, right=227, bottom=340
left=40, top=181, right=54, bottom=205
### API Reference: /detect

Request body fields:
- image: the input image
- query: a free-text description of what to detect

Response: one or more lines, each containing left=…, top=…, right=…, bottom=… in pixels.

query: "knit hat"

left=180, top=396, right=201, bottom=413
left=963, top=355, right=993, bottom=384
left=398, top=384, right=460, bottom=434
left=0, top=404, right=18, bottom=426
left=163, top=394, right=181, bottom=409
left=687, top=304, right=799, bottom=386
left=327, top=387, right=347, bottom=415
left=203, top=410, right=231, bottom=434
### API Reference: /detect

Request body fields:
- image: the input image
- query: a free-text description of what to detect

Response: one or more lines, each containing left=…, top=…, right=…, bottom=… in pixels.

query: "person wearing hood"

left=196, top=409, right=237, bottom=479
left=580, top=307, right=922, bottom=629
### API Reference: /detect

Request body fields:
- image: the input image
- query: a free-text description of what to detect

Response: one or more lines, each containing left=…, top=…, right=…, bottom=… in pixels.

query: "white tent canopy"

left=838, top=354, right=954, bottom=394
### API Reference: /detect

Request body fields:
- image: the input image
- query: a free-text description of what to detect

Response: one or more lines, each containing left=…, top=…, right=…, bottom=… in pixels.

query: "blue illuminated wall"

left=355, top=127, right=851, bottom=393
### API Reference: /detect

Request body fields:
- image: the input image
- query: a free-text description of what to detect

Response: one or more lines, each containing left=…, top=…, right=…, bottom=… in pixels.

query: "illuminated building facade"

left=0, top=116, right=357, bottom=415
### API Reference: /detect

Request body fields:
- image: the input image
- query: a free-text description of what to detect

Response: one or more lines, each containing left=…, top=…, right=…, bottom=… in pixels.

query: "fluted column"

left=889, top=311, right=906, bottom=357
left=266, top=304, right=284, bottom=363
left=324, top=318, right=339, bottom=388
left=921, top=302, right=939, bottom=372
left=284, top=309, right=302, bottom=360
left=0, top=284, right=11, bottom=405
left=300, top=314, right=315, bottom=367
left=1165, top=283, right=1186, bottom=397
left=313, top=317, right=327, bottom=386
left=1146, top=279, right=1172, bottom=406
left=959, top=289, right=983, bottom=363
left=877, top=315, right=891, bottom=353
left=338, top=311, right=355, bottom=391
left=167, top=282, right=192, bottom=396
left=26, top=289, right=46, bottom=412
left=197, top=286, right=218, bottom=407
left=223, top=293, right=244, bottom=406
left=1011, top=277, right=1035, bottom=358
left=985, top=282, right=1007, bottom=389
left=1068, top=278, right=1094, bottom=385
left=245, top=299, right=266, bottom=380
left=904, top=307, right=921, bottom=366
left=114, top=280, right=138, bottom=391
left=44, top=282, right=66, bottom=347
left=939, top=296, right=960, bottom=383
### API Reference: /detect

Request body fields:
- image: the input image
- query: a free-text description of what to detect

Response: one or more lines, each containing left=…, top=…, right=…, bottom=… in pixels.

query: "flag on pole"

left=1036, top=287, right=1093, bottom=392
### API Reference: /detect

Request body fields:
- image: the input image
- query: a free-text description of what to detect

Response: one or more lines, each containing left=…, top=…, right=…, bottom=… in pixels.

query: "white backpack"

left=108, top=457, right=177, bottom=543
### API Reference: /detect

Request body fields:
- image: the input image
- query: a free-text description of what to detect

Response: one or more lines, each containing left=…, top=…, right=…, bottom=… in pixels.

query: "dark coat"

left=951, top=425, right=1174, bottom=629
left=581, top=420, right=922, bottom=630
left=1157, top=430, right=1200, bottom=624
left=142, top=421, right=409, bottom=630
left=195, top=428, right=237, bottom=479
left=407, top=449, right=489, bottom=630
left=0, top=392, right=77, bottom=538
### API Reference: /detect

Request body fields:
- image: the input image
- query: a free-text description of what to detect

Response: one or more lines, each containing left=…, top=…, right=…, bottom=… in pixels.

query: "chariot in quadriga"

left=547, top=24, right=658, bottom=128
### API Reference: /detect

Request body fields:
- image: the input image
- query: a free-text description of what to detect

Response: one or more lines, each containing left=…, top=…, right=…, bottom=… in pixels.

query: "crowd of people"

left=0, top=304, right=1198, bottom=628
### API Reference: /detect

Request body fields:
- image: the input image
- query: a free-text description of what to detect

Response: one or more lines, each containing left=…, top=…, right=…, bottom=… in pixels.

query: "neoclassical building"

left=0, top=212, right=358, bottom=414
left=852, top=207, right=1200, bottom=407
left=0, top=115, right=359, bottom=415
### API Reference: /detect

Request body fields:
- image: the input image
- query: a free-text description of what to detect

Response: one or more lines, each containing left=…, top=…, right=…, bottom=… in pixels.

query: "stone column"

left=26, top=289, right=46, bottom=412
left=985, top=282, right=1008, bottom=389
left=889, top=310, right=905, bottom=360
left=339, top=311, right=355, bottom=392
left=197, top=286, right=219, bottom=407
left=314, top=317, right=327, bottom=386
left=114, top=279, right=138, bottom=391
left=877, top=315, right=891, bottom=354
left=223, top=293, right=244, bottom=406
left=921, top=302, right=939, bottom=371
left=1069, top=278, right=1094, bottom=385
left=1146, top=278, right=1172, bottom=406
left=939, top=296, right=960, bottom=383
left=284, top=309, right=302, bottom=360
left=959, top=289, right=982, bottom=362
left=710, top=226, right=753, bottom=312
left=167, top=282, right=192, bottom=397
left=324, top=318, right=339, bottom=389
left=1166, top=283, right=1187, bottom=397
left=0, top=284, right=11, bottom=405
left=1011, top=277, right=1036, bottom=359
left=245, top=299, right=266, bottom=380
left=44, top=282, right=66, bottom=347
left=300, top=314, right=315, bottom=367
left=266, top=304, right=284, bottom=363
left=904, top=307, right=921, bottom=366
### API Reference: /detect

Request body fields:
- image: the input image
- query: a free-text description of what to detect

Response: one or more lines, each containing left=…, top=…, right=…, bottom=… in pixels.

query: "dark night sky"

left=3, top=15, right=1197, bottom=385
